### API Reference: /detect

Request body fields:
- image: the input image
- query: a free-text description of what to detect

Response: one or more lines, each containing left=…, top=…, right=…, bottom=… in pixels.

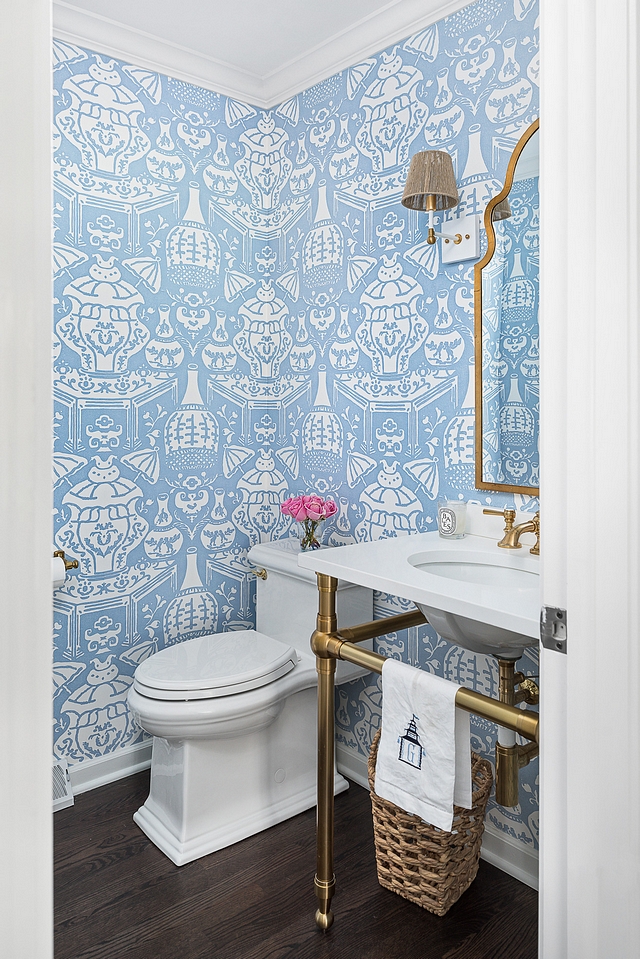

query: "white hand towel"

left=374, top=659, right=472, bottom=832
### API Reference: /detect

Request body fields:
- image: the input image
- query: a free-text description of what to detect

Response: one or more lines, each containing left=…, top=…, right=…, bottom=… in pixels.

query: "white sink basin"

left=406, top=546, right=539, bottom=658
left=413, top=558, right=537, bottom=590
left=297, top=532, right=540, bottom=660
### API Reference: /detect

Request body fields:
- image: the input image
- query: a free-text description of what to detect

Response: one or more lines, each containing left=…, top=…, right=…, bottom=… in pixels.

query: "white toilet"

left=128, top=538, right=372, bottom=866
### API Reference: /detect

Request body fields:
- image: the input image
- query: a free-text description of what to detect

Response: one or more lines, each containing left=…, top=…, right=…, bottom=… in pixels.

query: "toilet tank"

left=247, top=538, right=373, bottom=684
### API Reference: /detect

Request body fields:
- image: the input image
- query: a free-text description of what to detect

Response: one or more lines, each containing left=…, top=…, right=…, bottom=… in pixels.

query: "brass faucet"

left=483, top=508, right=540, bottom=555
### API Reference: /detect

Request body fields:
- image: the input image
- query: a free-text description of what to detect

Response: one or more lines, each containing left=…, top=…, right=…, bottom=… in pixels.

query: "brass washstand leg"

left=312, top=573, right=338, bottom=930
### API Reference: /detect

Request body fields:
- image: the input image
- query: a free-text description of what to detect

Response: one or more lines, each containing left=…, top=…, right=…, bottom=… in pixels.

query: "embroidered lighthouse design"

left=397, top=715, right=423, bottom=769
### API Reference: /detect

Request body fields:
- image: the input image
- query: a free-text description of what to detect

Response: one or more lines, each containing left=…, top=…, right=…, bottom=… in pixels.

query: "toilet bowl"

left=128, top=538, right=372, bottom=866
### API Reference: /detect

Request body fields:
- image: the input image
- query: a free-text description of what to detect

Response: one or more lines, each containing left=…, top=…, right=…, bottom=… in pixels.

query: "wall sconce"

left=491, top=196, right=512, bottom=221
left=401, top=150, right=480, bottom=263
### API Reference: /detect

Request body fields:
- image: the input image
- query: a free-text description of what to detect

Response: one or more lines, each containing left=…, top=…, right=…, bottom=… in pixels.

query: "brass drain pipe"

left=495, top=659, right=539, bottom=807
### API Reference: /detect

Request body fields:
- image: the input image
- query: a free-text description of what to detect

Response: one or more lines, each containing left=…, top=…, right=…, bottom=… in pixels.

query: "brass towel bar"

left=324, top=631, right=539, bottom=741
left=310, top=572, right=539, bottom=931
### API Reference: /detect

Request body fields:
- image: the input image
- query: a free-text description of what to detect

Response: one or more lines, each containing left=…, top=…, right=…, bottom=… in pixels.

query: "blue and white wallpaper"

left=52, top=0, right=539, bottom=850
left=482, top=174, right=539, bottom=487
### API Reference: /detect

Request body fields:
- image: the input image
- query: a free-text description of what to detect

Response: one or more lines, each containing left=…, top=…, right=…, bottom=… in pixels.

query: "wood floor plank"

left=54, top=770, right=538, bottom=959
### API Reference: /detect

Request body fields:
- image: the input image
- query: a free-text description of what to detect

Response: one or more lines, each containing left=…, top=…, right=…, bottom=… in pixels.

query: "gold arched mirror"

left=474, top=118, right=539, bottom=496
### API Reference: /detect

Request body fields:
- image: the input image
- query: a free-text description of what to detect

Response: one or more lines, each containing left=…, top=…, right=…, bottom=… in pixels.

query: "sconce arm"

left=427, top=227, right=464, bottom=245
left=427, top=210, right=464, bottom=246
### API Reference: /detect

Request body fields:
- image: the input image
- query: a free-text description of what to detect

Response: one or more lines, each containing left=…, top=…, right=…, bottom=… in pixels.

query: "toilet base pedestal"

left=134, top=769, right=348, bottom=866
left=133, top=685, right=349, bottom=866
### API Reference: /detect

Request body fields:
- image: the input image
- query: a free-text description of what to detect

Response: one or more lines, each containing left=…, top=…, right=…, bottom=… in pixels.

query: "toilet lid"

left=133, top=630, right=298, bottom=701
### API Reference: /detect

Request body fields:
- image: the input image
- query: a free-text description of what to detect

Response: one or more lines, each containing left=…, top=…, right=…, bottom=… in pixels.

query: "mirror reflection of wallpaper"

left=52, top=0, right=539, bottom=852
left=482, top=175, right=539, bottom=487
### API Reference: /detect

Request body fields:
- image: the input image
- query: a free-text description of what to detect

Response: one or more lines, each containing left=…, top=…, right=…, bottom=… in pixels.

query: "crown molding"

left=53, top=0, right=469, bottom=108
left=52, top=1, right=267, bottom=103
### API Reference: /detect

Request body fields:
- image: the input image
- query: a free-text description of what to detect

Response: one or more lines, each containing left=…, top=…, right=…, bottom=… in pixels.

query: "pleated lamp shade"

left=401, top=150, right=459, bottom=212
left=492, top=196, right=512, bottom=221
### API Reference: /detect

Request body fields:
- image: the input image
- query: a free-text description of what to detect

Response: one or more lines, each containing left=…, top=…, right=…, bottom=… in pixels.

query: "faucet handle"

left=530, top=511, right=540, bottom=556
left=483, top=507, right=516, bottom=531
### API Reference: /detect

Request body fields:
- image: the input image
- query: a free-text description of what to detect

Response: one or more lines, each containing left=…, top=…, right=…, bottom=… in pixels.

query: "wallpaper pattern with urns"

left=53, top=0, right=540, bottom=851
left=483, top=174, right=539, bottom=488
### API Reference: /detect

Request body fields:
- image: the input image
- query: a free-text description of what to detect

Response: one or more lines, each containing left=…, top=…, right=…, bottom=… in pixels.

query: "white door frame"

left=540, top=1, right=640, bottom=957
left=0, top=2, right=54, bottom=956
left=3, top=1, right=640, bottom=956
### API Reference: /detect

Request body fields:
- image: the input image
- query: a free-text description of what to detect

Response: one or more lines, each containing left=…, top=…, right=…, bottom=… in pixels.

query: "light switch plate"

left=440, top=213, right=480, bottom=263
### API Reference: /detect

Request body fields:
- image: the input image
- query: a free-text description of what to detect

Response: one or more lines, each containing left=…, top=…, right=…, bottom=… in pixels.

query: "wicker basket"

left=367, top=729, right=493, bottom=916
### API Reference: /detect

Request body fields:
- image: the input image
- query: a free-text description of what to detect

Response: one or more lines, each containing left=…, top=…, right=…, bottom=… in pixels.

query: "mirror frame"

left=474, top=117, right=540, bottom=496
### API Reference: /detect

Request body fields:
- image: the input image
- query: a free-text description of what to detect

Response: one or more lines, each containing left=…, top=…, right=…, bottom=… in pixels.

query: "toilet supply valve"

left=516, top=677, right=540, bottom=705
left=53, top=549, right=78, bottom=571
left=250, top=567, right=268, bottom=580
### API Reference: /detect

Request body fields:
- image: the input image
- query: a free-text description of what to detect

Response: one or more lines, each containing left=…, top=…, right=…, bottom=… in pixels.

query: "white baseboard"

left=68, top=738, right=539, bottom=891
left=336, top=742, right=539, bottom=891
left=68, top=739, right=152, bottom=795
left=480, top=821, right=539, bottom=890
left=336, top=741, right=370, bottom=789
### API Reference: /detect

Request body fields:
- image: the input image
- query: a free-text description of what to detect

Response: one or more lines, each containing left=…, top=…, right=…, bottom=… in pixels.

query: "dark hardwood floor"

left=54, top=771, right=538, bottom=959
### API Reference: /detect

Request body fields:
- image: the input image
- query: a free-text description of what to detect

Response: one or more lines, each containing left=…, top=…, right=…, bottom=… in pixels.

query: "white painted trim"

left=53, top=2, right=267, bottom=105
left=0, top=3, right=54, bottom=955
left=480, top=822, right=538, bottom=891
left=336, top=741, right=370, bottom=789
left=69, top=740, right=153, bottom=795
left=336, top=742, right=539, bottom=890
left=53, top=0, right=470, bottom=107
left=539, top=0, right=569, bottom=952
left=257, top=0, right=471, bottom=106
left=541, top=1, right=640, bottom=956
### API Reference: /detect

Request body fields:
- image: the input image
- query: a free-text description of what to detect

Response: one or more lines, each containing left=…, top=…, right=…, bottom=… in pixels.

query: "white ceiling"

left=53, top=0, right=470, bottom=106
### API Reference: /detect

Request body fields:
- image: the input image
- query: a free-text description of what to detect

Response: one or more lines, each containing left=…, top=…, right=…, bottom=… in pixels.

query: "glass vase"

left=298, top=518, right=323, bottom=551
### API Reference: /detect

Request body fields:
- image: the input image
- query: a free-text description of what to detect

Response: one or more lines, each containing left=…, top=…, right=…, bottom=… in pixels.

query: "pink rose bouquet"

left=281, top=494, right=338, bottom=550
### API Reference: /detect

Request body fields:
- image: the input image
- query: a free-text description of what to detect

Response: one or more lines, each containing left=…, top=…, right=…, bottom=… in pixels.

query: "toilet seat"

left=133, top=630, right=298, bottom=701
